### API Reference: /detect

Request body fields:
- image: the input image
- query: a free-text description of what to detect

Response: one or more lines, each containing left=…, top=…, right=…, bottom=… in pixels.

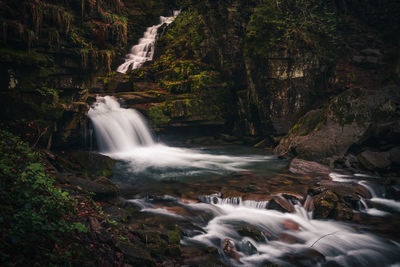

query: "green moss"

left=287, top=108, right=327, bottom=136
left=147, top=105, right=171, bottom=128
left=167, top=230, right=181, bottom=245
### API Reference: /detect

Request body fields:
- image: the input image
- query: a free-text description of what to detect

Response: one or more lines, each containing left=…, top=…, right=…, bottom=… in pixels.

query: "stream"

left=88, top=96, right=400, bottom=266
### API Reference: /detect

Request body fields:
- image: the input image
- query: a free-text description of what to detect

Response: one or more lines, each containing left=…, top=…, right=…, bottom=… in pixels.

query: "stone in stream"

left=303, top=195, right=314, bottom=212
left=222, top=238, right=242, bottom=263
left=289, top=158, right=331, bottom=175
left=236, top=225, right=265, bottom=242
left=267, top=195, right=295, bottom=213
left=312, top=189, right=354, bottom=220
left=279, top=233, right=297, bottom=244
left=283, top=219, right=300, bottom=231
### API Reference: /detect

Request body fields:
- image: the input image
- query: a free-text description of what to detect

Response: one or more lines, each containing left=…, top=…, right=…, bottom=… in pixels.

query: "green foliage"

left=245, top=0, right=338, bottom=62
left=0, top=130, right=82, bottom=265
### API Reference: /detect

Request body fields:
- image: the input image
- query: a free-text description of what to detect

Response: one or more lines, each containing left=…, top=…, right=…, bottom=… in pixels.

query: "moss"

left=167, top=230, right=181, bottom=245
left=148, top=105, right=171, bottom=128
left=287, top=108, right=327, bottom=136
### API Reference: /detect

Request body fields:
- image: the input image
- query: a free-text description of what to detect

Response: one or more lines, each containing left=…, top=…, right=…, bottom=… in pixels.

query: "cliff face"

left=1, top=0, right=399, bottom=171
left=0, top=0, right=128, bottom=148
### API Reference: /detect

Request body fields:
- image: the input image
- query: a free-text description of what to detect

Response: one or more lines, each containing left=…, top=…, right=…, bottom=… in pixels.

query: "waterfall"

left=87, top=96, right=273, bottom=178
left=88, top=96, right=155, bottom=153
left=117, top=10, right=180, bottom=73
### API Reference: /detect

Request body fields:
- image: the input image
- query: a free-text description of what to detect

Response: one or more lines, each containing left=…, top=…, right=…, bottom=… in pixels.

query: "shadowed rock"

left=289, top=158, right=331, bottom=175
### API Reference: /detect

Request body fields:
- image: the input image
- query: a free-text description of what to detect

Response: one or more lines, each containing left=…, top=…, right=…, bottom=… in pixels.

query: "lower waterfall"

left=88, top=96, right=273, bottom=177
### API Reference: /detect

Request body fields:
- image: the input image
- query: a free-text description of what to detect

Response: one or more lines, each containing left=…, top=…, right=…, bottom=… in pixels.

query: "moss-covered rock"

left=67, top=150, right=115, bottom=178
left=275, top=86, right=400, bottom=163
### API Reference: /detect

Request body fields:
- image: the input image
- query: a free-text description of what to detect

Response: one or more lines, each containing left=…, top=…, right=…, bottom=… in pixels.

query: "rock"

left=360, top=48, right=381, bottom=57
left=313, top=189, right=354, bottom=221
left=389, top=147, right=400, bottom=166
left=275, top=86, right=399, bottom=162
left=222, top=238, right=241, bottom=263
left=68, top=151, right=115, bottom=177
left=289, top=158, right=331, bottom=175
left=279, top=233, right=297, bottom=244
left=268, top=196, right=295, bottom=213
left=283, top=220, right=300, bottom=231
left=68, top=175, right=119, bottom=200
left=303, top=195, right=314, bottom=212
left=116, top=240, right=154, bottom=266
left=358, top=150, right=391, bottom=170
left=334, top=202, right=354, bottom=221
left=313, top=190, right=339, bottom=219
left=236, top=225, right=265, bottom=242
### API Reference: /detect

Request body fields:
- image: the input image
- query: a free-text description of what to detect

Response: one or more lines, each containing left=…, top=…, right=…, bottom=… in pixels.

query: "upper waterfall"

left=117, top=10, right=180, bottom=74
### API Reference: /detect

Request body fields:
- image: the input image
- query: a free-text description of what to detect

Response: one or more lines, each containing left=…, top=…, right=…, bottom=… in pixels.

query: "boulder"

left=236, top=225, right=265, bottom=242
left=68, top=151, right=115, bottom=177
left=116, top=240, right=154, bottom=266
left=313, top=189, right=354, bottom=221
left=275, top=86, right=399, bottom=163
left=313, top=190, right=339, bottom=219
left=289, top=158, right=331, bottom=175
left=222, top=238, right=241, bottom=263
left=358, top=150, right=391, bottom=170
left=267, top=195, right=295, bottom=213
left=389, top=147, right=400, bottom=166
left=68, top=175, right=119, bottom=200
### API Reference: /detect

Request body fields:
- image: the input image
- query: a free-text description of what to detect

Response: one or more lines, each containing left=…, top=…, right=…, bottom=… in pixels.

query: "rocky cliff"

left=1, top=0, right=399, bottom=172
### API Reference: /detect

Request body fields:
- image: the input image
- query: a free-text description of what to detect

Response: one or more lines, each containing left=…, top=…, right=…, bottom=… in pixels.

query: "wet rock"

left=133, top=230, right=168, bottom=256
left=303, top=195, right=314, bottom=212
left=283, top=219, right=300, bottom=231
left=313, top=190, right=339, bottom=219
left=181, top=246, right=225, bottom=266
left=68, top=151, right=115, bottom=177
left=222, top=238, right=241, bottom=263
left=279, top=233, right=297, bottom=244
left=313, top=189, right=354, bottom=221
left=236, top=225, right=265, bottom=242
left=283, top=248, right=325, bottom=265
left=334, top=202, right=354, bottom=221
left=268, top=195, right=295, bottom=213
left=116, top=240, right=154, bottom=266
left=289, top=158, right=331, bottom=175
left=358, top=150, right=391, bottom=170
left=68, top=176, right=119, bottom=200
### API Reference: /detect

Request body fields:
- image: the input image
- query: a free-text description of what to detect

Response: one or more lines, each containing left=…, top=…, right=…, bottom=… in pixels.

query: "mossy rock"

left=313, top=190, right=339, bottom=219
left=236, top=225, right=265, bottom=242
left=167, top=229, right=181, bottom=245
left=117, top=240, right=154, bottom=266
left=68, top=151, right=115, bottom=177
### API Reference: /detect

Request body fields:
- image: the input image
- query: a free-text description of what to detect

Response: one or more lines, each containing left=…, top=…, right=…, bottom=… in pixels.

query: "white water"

left=329, top=172, right=400, bottom=216
left=128, top=195, right=400, bottom=266
left=88, top=96, right=273, bottom=176
left=185, top=202, right=399, bottom=266
left=117, top=10, right=180, bottom=73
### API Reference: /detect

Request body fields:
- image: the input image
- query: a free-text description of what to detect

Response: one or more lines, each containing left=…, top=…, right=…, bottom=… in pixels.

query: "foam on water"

left=129, top=195, right=400, bottom=266
left=184, top=201, right=400, bottom=266
left=88, top=96, right=274, bottom=177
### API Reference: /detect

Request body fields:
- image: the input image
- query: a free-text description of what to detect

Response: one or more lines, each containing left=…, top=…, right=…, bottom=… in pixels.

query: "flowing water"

left=88, top=96, right=400, bottom=266
left=117, top=10, right=180, bottom=73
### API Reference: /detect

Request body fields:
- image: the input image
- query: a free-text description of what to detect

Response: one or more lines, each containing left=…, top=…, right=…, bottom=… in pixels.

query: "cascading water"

left=117, top=10, right=180, bottom=73
left=88, top=96, right=276, bottom=179
left=88, top=96, right=155, bottom=152
left=126, top=194, right=400, bottom=267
